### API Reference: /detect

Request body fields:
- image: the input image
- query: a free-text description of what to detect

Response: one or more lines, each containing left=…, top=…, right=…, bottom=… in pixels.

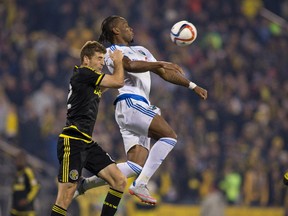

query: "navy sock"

left=51, top=204, right=67, bottom=216
left=100, top=188, right=123, bottom=216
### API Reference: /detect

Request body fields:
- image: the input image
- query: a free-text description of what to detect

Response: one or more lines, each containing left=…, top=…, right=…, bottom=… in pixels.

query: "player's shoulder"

left=77, top=66, right=95, bottom=72
left=132, top=45, right=150, bottom=54
left=106, top=44, right=126, bottom=51
left=75, top=66, right=101, bottom=75
left=105, top=45, right=128, bottom=61
left=132, top=45, right=146, bottom=49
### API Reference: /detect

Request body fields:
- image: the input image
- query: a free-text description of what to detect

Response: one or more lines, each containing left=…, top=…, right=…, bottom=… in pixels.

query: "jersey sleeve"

left=24, top=167, right=40, bottom=202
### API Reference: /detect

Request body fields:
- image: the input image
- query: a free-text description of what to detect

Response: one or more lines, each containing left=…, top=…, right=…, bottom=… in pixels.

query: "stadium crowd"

left=1, top=0, right=288, bottom=209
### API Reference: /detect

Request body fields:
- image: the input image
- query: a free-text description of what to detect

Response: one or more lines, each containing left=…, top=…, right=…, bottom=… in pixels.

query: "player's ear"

left=112, top=27, right=120, bottom=35
left=83, top=55, right=90, bottom=64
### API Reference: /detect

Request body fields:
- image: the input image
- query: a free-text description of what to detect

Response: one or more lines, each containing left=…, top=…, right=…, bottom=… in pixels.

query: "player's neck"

left=113, top=38, right=129, bottom=46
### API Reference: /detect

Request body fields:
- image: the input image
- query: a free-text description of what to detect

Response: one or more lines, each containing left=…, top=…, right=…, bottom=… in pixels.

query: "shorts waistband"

left=113, top=93, right=149, bottom=105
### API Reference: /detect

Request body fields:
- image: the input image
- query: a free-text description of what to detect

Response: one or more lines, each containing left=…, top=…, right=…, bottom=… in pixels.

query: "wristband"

left=188, top=82, right=197, bottom=90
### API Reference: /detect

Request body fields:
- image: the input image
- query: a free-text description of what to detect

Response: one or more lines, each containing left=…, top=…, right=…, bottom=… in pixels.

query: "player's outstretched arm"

left=122, top=57, right=183, bottom=74
left=153, top=65, right=208, bottom=100
left=122, top=56, right=207, bottom=99
left=101, top=50, right=124, bottom=88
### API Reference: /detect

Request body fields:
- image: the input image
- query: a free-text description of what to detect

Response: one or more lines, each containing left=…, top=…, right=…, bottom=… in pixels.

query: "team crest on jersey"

left=137, top=50, right=148, bottom=61
left=69, top=169, right=79, bottom=181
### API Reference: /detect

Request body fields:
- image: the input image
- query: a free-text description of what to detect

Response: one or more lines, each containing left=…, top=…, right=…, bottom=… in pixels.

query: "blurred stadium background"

left=1, top=0, right=288, bottom=215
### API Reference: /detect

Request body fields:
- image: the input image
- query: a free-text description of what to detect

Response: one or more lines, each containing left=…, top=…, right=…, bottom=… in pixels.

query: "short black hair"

left=98, top=15, right=121, bottom=43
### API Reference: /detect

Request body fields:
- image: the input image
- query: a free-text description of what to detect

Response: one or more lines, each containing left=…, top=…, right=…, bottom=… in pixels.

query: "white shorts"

left=114, top=97, right=161, bottom=153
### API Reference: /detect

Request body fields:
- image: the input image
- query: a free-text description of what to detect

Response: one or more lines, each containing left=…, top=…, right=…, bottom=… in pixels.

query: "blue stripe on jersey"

left=127, top=161, right=142, bottom=175
left=160, top=138, right=177, bottom=147
left=109, top=45, right=116, bottom=51
left=125, top=98, right=156, bottom=118
left=114, top=93, right=149, bottom=105
left=133, top=103, right=156, bottom=117
left=125, top=98, right=132, bottom=108
left=111, top=44, right=128, bottom=47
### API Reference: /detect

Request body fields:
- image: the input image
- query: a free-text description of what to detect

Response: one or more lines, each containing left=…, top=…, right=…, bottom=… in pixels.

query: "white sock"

left=121, top=160, right=142, bottom=177
left=83, top=161, right=142, bottom=191
left=134, top=137, right=177, bottom=186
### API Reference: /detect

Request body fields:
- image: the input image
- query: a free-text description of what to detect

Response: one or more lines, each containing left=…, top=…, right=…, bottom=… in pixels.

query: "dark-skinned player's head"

left=99, top=15, right=133, bottom=45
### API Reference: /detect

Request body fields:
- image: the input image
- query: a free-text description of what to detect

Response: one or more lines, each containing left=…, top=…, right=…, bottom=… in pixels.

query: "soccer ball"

left=170, top=20, right=197, bottom=47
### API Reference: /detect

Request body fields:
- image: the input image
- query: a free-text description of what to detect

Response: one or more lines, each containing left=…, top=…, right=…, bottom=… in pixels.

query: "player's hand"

left=159, top=61, right=184, bottom=75
left=194, top=86, right=208, bottom=100
left=109, top=50, right=124, bottom=63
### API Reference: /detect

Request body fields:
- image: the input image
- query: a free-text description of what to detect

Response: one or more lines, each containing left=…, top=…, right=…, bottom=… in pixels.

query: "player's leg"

left=129, top=114, right=177, bottom=204
left=51, top=137, right=81, bottom=216
left=133, top=113, right=177, bottom=185
left=51, top=182, right=77, bottom=215
left=126, top=144, right=149, bottom=167
left=97, top=163, right=127, bottom=216
left=113, top=99, right=167, bottom=204
left=73, top=128, right=145, bottom=198
left=73, top=160, right=142, bottom=198
left=85, top=144, right=127, bottom=216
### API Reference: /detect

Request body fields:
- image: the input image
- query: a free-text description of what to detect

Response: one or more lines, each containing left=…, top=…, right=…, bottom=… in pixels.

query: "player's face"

left=117, top=18, right=134, bottom=43
left=87, top=52, right=105, bottom=71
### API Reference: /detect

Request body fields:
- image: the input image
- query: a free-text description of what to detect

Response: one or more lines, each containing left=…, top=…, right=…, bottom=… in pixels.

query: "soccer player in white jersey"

left=74, top=15, right=208, bottom=205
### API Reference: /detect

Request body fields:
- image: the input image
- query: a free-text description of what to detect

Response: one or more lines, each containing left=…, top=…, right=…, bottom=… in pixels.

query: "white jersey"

left=105, top=44, right=157, bottom=101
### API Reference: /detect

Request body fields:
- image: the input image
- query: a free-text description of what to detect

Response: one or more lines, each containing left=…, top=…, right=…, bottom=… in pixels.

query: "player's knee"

left=166, top=129, right=177, bottom=140
left=154, top=129, right=177, bottom=141
left=159, top=136, right=177, bottom=149
left=128, top=158, right=146, bottom=167
left=171, top=131, right=177, bottom=139
left=127, top=146, right=148, bottom=167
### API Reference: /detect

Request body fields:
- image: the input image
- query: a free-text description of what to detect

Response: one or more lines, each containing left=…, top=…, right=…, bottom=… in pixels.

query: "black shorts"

left=57, top=136, right=115, bottom=183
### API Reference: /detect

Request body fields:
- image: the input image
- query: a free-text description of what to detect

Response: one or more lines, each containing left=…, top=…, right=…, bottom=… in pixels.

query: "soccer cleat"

left=73, top=176, right=86, bottom=199
left=128, top=182, right=157, bottom=205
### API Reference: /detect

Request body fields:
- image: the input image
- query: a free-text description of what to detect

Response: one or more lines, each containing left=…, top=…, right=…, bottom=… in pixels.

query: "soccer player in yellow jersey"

left=10, top=151, right=40, bottom=216
left=50, top=41, right=126, bottom=216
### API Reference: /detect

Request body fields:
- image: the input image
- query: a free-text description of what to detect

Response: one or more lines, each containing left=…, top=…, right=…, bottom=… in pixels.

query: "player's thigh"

left=120, top=128, right=150, bottom=166
left=115, top=99, right=158, bottom=135
left=121, top=127, right=150, bottom=151
left=84, top=142, right=115, bottom=176
left=57, top=137, right=84, bottom=183
left=148, top=114, right=176, bottom=140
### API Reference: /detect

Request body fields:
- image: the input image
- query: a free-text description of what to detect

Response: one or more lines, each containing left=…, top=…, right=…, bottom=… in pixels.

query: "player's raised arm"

left=122, top=57, right=164, bottom=73
left=122, top=56, right=183, bottom=75
left=100, top=50, right=124, bottom=88
left=122, top=56, right=207, bottom=100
